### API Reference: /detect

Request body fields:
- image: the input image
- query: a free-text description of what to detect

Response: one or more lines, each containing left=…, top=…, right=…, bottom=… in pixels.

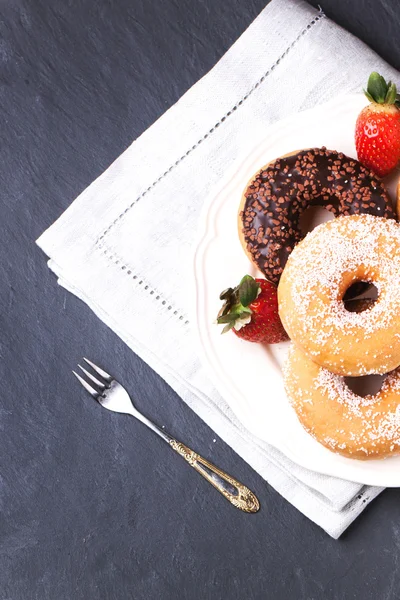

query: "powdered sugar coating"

left=278, top=214, right=400, bottom=376
left=283, top=344, right=400, bottom=459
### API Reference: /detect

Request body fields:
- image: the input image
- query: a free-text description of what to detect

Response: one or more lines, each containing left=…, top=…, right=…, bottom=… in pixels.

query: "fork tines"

left=73, top=358, right=112, bottom=399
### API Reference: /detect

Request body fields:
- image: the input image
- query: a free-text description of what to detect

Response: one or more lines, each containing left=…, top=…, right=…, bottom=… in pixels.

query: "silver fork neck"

left=128, top=406, right=173, bottom=444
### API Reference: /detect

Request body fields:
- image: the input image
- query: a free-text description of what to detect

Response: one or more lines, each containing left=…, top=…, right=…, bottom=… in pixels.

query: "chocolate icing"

left=241, top=147, right=395, bottom=284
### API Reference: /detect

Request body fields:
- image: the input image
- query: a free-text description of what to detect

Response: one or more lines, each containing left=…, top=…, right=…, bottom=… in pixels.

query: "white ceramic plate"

left=193, top=94, right=400, bottom=487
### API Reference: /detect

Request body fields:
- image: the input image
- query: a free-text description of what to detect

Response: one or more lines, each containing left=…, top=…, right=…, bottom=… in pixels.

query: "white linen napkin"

left=37, top=0, right=399, bottom=538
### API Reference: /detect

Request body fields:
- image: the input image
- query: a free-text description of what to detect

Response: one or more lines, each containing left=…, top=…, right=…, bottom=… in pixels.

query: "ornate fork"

left=73, top=358, right=259, bottom=513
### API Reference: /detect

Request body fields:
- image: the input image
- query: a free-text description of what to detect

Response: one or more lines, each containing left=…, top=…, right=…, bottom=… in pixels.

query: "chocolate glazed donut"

left=239, top=147, right=395, bottom=285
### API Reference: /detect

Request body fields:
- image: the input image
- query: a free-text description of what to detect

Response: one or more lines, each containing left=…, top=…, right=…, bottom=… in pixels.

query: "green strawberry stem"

left=238, top=274, right=259, bottom=306
left=216, top=275, right=260, bottom=334
left=364, top=71, right=400, bottom=108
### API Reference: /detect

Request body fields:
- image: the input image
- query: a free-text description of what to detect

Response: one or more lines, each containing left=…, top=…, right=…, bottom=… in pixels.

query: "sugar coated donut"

left=278, top=214, right=400, bottom=376
left=284, top=344, right=400, bottom=459
left=239, top=147, right=394, bottom=284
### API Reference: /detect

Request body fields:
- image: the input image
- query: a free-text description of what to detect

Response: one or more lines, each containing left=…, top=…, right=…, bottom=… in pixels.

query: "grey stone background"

left=1, top=1, right=400, bottom=598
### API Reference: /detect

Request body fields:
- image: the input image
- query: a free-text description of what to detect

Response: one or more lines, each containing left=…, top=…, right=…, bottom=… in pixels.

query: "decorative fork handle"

left=169, top=440, right=259, bottom=513
left=73, top=359, right=259, bottom=512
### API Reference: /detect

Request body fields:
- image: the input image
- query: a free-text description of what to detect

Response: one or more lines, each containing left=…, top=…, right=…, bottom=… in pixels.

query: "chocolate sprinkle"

left=241, top=147, right=395, bottom=284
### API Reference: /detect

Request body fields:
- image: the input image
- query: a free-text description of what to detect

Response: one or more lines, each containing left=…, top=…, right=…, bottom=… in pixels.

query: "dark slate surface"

left=309, top=0, right=400, bottom=72
left=1, top=1, right=400, bottom=598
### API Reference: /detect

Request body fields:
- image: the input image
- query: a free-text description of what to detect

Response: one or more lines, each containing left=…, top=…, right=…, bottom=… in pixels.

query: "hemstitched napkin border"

left=94, top=10, right=325, bottom=325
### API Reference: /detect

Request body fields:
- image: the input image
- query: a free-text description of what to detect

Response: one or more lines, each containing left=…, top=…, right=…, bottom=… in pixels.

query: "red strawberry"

left=216, top=275, right=288, bottom=344
left=355, top=71, right=400, bottom=177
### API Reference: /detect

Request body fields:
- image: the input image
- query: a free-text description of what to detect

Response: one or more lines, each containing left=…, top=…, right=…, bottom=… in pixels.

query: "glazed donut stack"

left=279, top=215, right=400, bottom=460
left=239, top=147, right=400, bottom=460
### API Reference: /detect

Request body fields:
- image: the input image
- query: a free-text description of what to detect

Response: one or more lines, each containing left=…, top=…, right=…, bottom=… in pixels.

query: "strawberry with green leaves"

left=217, top=275, right=288, bottom=344
left=355, top=71, right=400, bottom=177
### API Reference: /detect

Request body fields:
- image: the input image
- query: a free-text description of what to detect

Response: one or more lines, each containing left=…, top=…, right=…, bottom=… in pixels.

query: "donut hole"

left=343, top=281, right=379, bottom=312
left=299, top=205, right=335, bottom=236
left=344, top=374, right=387, bottom=397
